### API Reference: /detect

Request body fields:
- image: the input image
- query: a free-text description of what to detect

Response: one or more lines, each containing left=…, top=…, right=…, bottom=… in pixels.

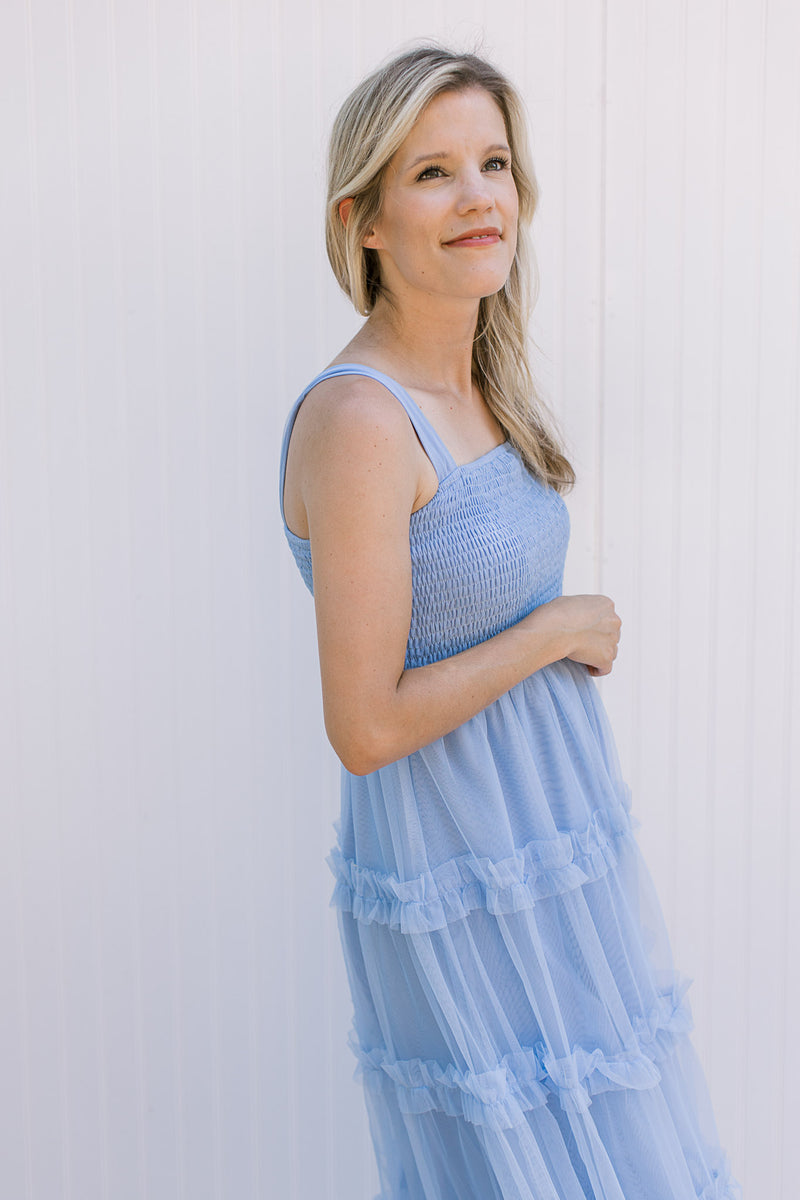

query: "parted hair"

left=325, top=44, right=574, bottom=492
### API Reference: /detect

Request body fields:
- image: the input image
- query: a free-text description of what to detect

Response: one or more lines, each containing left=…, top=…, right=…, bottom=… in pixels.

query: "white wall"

left=1, top=1, right=797, bottom=1197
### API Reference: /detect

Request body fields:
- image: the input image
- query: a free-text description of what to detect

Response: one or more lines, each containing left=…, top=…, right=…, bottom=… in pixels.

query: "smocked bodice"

left=279, top=364, right=570, bottom=669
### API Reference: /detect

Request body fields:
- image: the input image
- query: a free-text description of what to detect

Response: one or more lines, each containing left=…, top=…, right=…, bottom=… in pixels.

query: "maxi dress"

left=279, top=364, right=741, bottom=1200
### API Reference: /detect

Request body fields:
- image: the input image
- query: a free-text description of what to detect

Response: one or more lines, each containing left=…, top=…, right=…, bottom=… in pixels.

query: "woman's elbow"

left=325, top=714, right=395, bottom=777
left=339, top=752, right=379, bottom=777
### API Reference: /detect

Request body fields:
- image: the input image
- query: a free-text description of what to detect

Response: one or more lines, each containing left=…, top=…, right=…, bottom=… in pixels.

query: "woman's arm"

left=288, top=377, right=621, bottom=776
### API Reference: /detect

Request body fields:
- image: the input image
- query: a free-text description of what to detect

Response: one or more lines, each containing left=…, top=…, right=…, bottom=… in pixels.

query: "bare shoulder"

left=284, top=372, right=424, bottom=538
left=290, top=371, right=417, bottom=457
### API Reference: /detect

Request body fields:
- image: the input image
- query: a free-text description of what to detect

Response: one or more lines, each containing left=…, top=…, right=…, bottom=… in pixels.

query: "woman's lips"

left=444, top=228, right=501, bottom=247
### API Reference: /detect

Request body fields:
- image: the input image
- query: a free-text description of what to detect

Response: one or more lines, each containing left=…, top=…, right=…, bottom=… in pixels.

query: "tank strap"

left=278, top=363, right=456, bottom=524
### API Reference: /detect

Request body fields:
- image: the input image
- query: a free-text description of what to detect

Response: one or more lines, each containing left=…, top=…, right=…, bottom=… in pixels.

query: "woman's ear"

left=340, top=197, right=382, bottom=249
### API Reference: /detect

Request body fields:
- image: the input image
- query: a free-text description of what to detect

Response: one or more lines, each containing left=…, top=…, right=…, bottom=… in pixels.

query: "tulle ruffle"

left=330, top=805, right=632, bottom=934
left=350, top=983, right=694, bottom=1130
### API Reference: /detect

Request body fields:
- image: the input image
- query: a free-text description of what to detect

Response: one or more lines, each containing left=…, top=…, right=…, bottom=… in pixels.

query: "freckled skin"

left=363, top=88, right=519, bottom=307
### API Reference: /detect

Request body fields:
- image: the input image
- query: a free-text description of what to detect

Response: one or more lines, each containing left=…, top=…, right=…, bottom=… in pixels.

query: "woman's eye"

left=484, top=156, right=511, bottom=172
left=416, top=164, right=445, bottom=181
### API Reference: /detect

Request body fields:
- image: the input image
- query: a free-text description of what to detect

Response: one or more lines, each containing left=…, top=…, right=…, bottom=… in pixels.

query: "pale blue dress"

left=279, top=364, right=741, bottom=1200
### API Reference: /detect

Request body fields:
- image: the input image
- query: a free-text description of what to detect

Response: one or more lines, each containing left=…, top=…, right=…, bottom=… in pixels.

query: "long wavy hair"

left=325, top=45, right=574, bottom=491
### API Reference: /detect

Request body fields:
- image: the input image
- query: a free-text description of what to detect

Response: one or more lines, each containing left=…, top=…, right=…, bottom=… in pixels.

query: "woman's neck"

left=346, top=295, right=480, bottom=400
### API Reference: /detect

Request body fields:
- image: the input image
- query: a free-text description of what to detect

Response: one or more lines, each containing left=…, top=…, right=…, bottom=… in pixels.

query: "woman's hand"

left=529, top=594, right=622, bottom=677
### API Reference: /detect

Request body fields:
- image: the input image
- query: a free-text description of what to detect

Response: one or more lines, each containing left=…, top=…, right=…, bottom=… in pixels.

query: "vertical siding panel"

left=595, top=0, right=608, bottom=597
left=47, top=0, right=127, bottom=1189
left=0, top=55, right=32, bottom=1167
left=0, top=7, right=38, bottom=1111
left=708, top=0, right=762, bottom=1165
left=176, top=1, right=220, bottom=1194
left=634, top=0, right=687, bottom=930
left=238, top=0, right=288, bottom=1188
left=665, top=0, right=689, bottom=922
left=22, top=2, right=78, bottom=1198
left=0, top=22, right=32, bottom=1193
left=198, top=1, right=259, bottom=1193
left=746, top=3, right=800, bottom=1194
left=702, top=0, right=727, bottom=1149
left=600, top=0, right=646, bottom=795
left=75, top=7, right=123, bottom=1193
left=0, top=4, right=36, bottom=1195
left=138, top=1, right=183, bottom=1193
left=228, top=7, right=267, bottom=1196
left=703, top=0, right=729, bottom=1148
left=268, top=0, right=298, bottom=1194
left=781, top=35, right=800, bottom=1186
left=558, top=1, right=607, bottom=599
left=672, top=0, right=726, bottom=1108
left=522, top=0, right=558, bottom=389
left=61, top=3, right=112, bottom=1196
left=740, top=0, right=769, bottom=1185
left=99, top=4, right=149, bottom=1193
left=784, top=231, right=800, bottom=1198
left=151, top=6, right=205, bottom=1192
left=0, top=14, right=25, bottom=1192
left=551, top=0, right=567, bottom=430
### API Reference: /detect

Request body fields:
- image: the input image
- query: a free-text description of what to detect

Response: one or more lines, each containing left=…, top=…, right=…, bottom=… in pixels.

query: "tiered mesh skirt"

left=330, top=660, right=741, bottom=1200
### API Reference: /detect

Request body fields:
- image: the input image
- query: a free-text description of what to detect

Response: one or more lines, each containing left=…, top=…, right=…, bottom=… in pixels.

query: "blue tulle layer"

left=330, top=805, right=632, bottom=934
left=350, top=980, right=691, bottom=1129
left=331, top=661, right=741, bottom=1199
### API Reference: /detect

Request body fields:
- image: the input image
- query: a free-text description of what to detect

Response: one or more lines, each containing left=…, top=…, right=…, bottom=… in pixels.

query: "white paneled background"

left=1, top=1, right=797, bottom=1197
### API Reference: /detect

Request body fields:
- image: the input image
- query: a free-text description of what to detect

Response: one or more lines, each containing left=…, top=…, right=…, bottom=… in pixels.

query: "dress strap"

left=278, top=363, right=456, bottom=524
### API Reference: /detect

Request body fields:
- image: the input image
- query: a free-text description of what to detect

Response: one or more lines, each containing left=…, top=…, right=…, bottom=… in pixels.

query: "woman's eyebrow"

left=405, top=143, right=510, bottom=170
left=407, top=150, right=448, bottom=168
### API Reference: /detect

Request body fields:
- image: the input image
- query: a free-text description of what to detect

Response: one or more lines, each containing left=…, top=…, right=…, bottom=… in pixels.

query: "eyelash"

left=485, top=155, right=511, bottom=172
left=415, top=155, right=511, bottom=182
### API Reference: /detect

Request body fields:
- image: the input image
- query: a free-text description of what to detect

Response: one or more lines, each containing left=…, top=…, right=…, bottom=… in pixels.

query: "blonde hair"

left=325, top=45, right=574, bottom=492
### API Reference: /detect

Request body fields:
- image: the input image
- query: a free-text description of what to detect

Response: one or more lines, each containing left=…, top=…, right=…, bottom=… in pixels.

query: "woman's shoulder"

left=284, top=362, right=427, bottom=537
left=292, top=361, right=416, bottom=450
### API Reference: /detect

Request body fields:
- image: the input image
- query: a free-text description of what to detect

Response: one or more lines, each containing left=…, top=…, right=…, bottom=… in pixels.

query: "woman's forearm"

left=325, top=594, right=618, bottom=775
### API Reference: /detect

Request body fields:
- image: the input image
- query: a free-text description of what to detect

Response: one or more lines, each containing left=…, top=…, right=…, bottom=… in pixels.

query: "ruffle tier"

left=355, top=1024, right=741, bottom=1200
left=330, top=805, right=632, bottom=934
left=349, top=983, right=692, bottom=1129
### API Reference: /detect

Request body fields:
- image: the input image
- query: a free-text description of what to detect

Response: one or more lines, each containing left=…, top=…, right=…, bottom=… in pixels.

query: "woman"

left=279, top=45, right=740, bottom=1200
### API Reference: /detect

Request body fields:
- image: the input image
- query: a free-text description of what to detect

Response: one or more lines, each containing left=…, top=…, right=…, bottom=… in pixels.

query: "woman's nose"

left=456, top=170, right=494, bottom=213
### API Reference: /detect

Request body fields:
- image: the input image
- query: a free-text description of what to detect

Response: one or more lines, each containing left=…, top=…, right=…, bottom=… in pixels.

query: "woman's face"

left=363, top=87, right=519, bottom=307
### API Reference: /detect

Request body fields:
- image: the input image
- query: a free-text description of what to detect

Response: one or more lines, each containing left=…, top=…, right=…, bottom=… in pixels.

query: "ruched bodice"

left=279, top=364, right=569, bottom=668
left=404, top=446, right=568, bottom=666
